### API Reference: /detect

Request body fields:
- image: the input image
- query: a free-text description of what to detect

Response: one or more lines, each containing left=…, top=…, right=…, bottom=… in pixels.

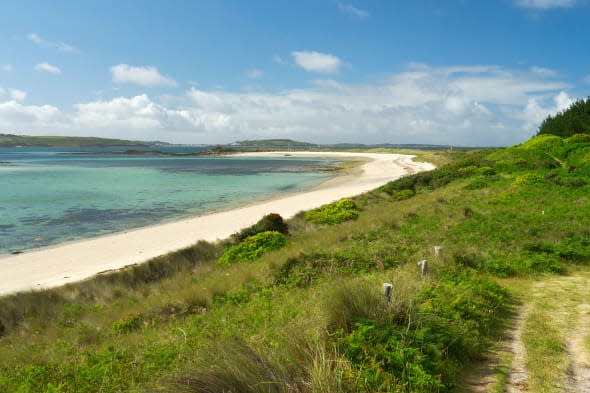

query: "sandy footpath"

left=0, top=152, right=434, bottom=296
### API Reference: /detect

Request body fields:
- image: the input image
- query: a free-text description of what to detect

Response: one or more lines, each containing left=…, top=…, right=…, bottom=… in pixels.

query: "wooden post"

left=434, top=245, right=443, bottom=260
left=383, top=283, right=393, bottom=303
left=417, top=260, right=429, bottom=276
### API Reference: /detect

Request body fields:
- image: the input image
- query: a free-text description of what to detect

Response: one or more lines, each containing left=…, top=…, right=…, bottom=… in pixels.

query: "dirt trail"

left=506, top=306, right=529, bottom=393
left=460, top=272, right=590, bottom=393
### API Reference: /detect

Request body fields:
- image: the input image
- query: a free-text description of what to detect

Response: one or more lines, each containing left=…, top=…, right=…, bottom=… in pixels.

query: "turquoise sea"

left=0, top=146, right=340, bottom=256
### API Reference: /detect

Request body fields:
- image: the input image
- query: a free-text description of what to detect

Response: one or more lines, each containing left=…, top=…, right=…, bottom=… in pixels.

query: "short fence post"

left=383, top=283, right=393, bottom=303
left=434, top=245, right=443, bottom=260
left=417, top=260, right=429, bottom=276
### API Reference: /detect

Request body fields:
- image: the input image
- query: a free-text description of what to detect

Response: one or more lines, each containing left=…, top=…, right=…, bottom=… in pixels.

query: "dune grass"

left=1, top=135, right=590, bottom=392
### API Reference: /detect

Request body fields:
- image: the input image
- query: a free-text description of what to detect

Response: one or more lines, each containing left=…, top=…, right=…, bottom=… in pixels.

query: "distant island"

left=0, top=134, right=473, bottom=150
left=0, top=134, right=168, bottom=147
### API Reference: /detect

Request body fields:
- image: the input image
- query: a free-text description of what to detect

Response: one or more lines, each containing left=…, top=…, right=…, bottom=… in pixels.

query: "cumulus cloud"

left=0, top=100, right=64, bottom=130
left=521, top=91, right=574, bottom=130
left=337, top=2, right=369, bottom=19
left=246, top=69, right=264, bottom=79
left=110, top=64, right=177, bottom=87
left=515, top=0, right=577, bottom=9
left=292, top=51, right=342, bottom=74
left=35, top=62, right=61, bottom=74
left=2, top=64, right=574, bottom=146
left=27, top=33, right=78, bottom=53
left=9, top=89, right=27, bottom=102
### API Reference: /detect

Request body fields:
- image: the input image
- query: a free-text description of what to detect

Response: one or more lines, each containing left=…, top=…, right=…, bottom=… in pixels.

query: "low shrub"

left=519, top=134, right=564, bottom=152
left=565, top=133, right=590, bottom=144
left=218, top=231, right=287, bottom=265
left=476, top=166, right=496, bottom=176
left=304, top=198, right=359, bottom=225
left=232, top=213, right=288, bottom=242
left=464, top=177, right=488, bottom=190
left=331, top=268, right=508, bottom=392
left=391, top=189, right=416, bottom=201
left=487, top=252, right=565, bottom=277
left=112, top=313, right=143, bottom=334
left=514, top=173, right=546, bottom=186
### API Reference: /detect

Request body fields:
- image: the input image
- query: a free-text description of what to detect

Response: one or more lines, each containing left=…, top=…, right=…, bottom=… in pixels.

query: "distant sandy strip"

left=0, top=152, right=434, bottom=296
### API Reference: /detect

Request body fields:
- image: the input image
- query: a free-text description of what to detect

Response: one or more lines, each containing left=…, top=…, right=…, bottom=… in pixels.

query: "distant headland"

left=0, top=134, right=168, bottom=147
left=0, top=134, right=473, bottom=151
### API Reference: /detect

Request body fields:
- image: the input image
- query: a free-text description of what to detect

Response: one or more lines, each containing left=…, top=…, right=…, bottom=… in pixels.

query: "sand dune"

left=0, top=152, right=434, bottom=296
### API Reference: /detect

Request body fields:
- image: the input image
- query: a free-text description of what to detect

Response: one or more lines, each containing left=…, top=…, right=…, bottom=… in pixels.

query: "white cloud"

left=521, top=90, right=573, bottom=130
left=27, top=32, right=78, bottom=53
left=27, top=33, right=42, bottom=44
left=0, top=100, right=64, bottom=130
left=9, top=89, right=26, bottom=102
left=246, top=69, right=264, bottom=79
left=337, top=2, right=369, bottom=19
left=2, top=64, right=574, bottom=146
left=35, top=62, right=61, bottom=75
left=273, top=55, right=286, bottom=65
left=292, top=51, right=342, bottom=74
left=515, top=0, right=577, bottom=9
left=1, top=64, right=12, bottom=72
left=110, top=64, right=177, bottom=87
left=530, top=66, right=557, bottom=77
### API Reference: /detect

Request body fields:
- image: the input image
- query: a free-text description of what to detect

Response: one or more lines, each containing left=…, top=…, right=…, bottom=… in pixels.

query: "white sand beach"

left=0, top=152, right=434, bottom=296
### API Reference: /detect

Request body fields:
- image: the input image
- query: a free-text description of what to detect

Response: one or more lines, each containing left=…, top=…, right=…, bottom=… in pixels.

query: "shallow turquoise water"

left=0, top=147, right=338, bottom=255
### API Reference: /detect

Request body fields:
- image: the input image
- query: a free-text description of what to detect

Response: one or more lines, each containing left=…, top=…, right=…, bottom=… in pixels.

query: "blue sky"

left=0, top=0, right=589, bottom=146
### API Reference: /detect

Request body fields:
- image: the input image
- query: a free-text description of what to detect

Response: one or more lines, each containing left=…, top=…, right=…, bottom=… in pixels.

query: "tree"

left=537, top=97, right=590, bottom=137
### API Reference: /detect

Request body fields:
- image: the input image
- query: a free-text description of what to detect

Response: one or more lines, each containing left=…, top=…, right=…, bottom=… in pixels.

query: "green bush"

left=487, top=253, right=565, bottom=277
left=304, top=198, right=359, bottom=225
left=565, top=133, right=590, bottom=144
left=476, top=166, right=496, bottom=176
left=464, top=177, right=489, bottom=190
left=514, top=173, right=546, bottom=186
left=391, top=189, right=416, bottom=201
left=112, top=313, right=143, bottom=334
left=519, top=134, right=564, bottom=152
left=333, top=268, right=508, bottom=392
left=232, top=213, right=288, bottom=242
left=218, top=231, right=287, bottom=265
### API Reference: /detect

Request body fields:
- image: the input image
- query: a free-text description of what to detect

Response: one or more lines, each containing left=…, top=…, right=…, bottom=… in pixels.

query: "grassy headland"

left=0, top=134, right=166, bottom=147
left=1, top=134, right=590, bottom=392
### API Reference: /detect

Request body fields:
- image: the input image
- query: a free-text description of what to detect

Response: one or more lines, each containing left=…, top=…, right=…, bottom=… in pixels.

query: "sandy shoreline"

left=0, top=152, right=434, bottom=296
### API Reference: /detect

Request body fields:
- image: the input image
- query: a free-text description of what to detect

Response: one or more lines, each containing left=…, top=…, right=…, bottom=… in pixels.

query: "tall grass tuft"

left=172, top=338, right=309, bottom=393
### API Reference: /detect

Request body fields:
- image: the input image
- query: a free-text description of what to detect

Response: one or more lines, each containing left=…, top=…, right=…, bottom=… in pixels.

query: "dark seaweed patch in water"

left=0, top=224, right=15, bottom=235
left=45, top=207, right=183, bottom=227
left=2, top=206, right=189, bottom=255
left=277, top=184, right=297, bottom=191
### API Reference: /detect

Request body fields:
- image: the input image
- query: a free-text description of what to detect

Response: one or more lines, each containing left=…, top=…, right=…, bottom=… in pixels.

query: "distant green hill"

left=229, top=138, right=467, bottom=151
left=0, top=134, right=167, bottom=147
left=231, top=139, right=317, bottom=149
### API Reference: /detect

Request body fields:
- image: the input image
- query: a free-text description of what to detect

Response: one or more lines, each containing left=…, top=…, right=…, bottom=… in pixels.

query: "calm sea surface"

left=0, top=146, right=340, bottom=256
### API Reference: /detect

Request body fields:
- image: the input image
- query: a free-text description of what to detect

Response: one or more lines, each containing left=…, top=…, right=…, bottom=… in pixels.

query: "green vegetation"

left=304, top=198, right=359, bottom=225
left=0, top=134, right=163, bottom=147
left=538, top=97, right=590, bottom=137
left=218, top=231, right=287, bottom=265
left=1, top=133, right=590, bottom=392
left=232, top=213, right=289, bottom=242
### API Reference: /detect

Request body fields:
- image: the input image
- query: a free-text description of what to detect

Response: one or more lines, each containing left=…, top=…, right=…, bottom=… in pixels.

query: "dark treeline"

left=538, top=97, right=590, bottom=137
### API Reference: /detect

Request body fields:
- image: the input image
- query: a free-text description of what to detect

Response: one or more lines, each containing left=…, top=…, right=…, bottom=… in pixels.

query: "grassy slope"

left=1, top=136, right=590, bottom=392
left=0, top=134, right=157, bottom=147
